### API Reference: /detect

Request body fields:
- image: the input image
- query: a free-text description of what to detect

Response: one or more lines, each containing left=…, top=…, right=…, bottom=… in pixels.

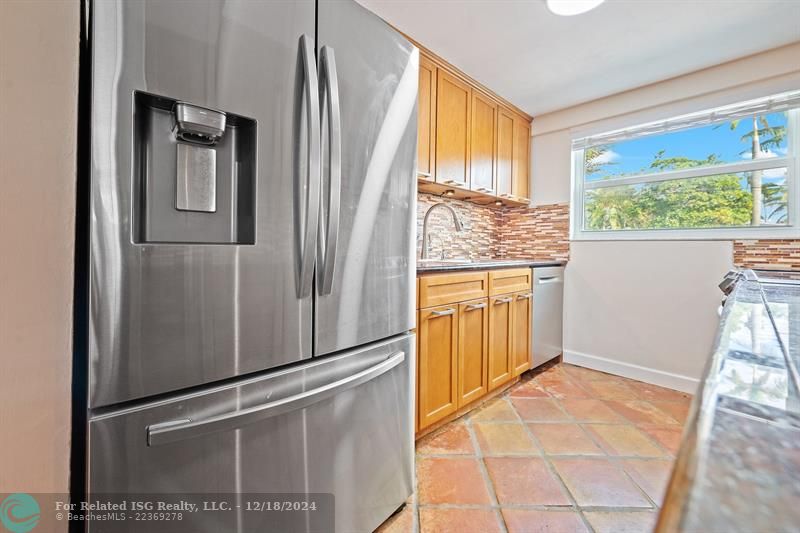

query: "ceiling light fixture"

left=546, top=0, right=604, bottom=16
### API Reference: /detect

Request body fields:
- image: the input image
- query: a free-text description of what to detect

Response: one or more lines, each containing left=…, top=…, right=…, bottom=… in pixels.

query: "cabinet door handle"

left=431, top=308, right=456, bottom=317
left=494, top=297, right=512, bottom=304
left=477, top=187, right=496, bottom=194
left=444, top=179, right=466, bottom=186
left=465, top=302, right=487, bottom=311
left=516, top=293, right=532, bottom=300
left=417, top=171, right=432, bottom=177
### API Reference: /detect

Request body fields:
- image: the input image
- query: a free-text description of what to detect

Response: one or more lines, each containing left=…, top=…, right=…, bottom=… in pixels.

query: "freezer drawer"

left=88, top=334, right=414, bottom=533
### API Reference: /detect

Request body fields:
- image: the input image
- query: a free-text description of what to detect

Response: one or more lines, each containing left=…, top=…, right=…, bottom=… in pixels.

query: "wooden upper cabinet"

left=418, top=305, right=459, bottom=429
left=488, top=294, right=513, bottom=391
left=435, top=70, right=471, bottom=187
left=512, top=116, right=531, bottom=201
left=457, top=298, right=489, bottom=407
left=511, top=291, right=532, bottom=377
left=469, top=91, right=496, bottom=194
left=495, top=107, right=514, bottom=198
left=415, top=49, right=532, bottom=204
left=417, top=56, right=437, bottom=180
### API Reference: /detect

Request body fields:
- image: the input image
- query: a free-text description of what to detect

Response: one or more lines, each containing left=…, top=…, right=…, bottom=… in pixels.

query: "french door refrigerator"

left=84, top=0, right=417, bottom=531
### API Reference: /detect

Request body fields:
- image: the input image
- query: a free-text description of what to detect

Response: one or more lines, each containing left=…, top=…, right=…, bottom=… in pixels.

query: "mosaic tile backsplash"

left=417, top=193, right=799, bottom=270
left=416, top=193, right=569, bottom=262
left=733, top=239, right=800, bottom=270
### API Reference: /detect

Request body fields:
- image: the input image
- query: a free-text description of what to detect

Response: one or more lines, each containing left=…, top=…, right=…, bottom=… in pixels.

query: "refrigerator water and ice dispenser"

left=132, top=91, right=256, bottom=244
left=174, top=102, right=225, bottom=213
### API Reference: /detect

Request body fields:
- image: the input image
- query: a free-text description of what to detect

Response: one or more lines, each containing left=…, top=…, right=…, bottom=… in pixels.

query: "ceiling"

left=356, top=0, right=800, bottom=116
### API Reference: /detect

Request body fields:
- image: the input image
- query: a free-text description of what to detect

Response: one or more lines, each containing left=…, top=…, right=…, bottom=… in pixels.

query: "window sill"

left=571, top=226, right=800, bottom=241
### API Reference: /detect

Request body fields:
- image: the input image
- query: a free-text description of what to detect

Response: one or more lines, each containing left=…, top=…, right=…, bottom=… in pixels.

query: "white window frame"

left=571, top=96, right=800, bottom=241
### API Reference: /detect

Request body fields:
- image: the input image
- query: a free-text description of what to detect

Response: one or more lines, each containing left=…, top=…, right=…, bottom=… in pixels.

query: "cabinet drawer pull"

left=431, top=308, right=456, bottom=317
left=417, top=171, right=432, bottom=178
left=516, top=293, right=532, bottom=300
left=444, top=179, right=466, bottom=186
left=477, top=187, right=495, bottom=194
left=494, top=297, right=512, bottom=304
left=465, top=302, right=487, bottom=311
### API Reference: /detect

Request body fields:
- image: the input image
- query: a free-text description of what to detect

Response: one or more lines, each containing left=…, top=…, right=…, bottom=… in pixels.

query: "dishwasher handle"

left=536, top=276, right=562, bottom=285
left=147, top=351, right=405, bottom=446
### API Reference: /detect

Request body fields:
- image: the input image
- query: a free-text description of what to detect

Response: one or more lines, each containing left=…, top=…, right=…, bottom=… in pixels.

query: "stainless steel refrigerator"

left=85, top=1, right=417, bottom=531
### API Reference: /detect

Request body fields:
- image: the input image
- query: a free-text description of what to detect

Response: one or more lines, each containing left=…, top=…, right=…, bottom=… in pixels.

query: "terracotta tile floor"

left=377, top=363, right=692, bottom=533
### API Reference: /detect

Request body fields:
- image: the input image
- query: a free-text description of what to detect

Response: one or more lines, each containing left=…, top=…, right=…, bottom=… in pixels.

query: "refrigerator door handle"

left=147, top=351, right=406, bottom=447
left=318, top=45, right=341, bottom=295
left=297, top=34, right=321, bottom=298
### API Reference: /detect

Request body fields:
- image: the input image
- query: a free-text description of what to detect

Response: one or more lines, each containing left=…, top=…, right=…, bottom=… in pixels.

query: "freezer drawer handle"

left=318, top=45, right=341, bottom=296
left=296, top=34, right=321, bottom=299
left=146, top=351, right=405, bottom=447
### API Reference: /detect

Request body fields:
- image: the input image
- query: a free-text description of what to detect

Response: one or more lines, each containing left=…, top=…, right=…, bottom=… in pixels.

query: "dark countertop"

left=416, top=258, right=566, bottom=274
left=658, top=269, right=800, bottom=532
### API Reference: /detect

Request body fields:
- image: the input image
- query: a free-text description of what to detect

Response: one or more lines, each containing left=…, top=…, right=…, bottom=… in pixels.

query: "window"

left=571, top=91, right=800, bottom=239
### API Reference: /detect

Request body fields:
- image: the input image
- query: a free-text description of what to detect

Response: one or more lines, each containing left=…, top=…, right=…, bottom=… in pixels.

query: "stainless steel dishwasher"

left=532, top=266, right=564, bottom=368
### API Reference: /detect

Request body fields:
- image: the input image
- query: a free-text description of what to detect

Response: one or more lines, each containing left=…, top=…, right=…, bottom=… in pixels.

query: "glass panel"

left=583, top=168, right=789, bottom=231
left=584, top=111, right=789, bottom=182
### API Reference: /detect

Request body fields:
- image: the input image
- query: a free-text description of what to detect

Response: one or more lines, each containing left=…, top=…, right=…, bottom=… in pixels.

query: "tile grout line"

left=575, top=423, right=662, bottom=511
left=464, top=405, right=508, bottom=533
left=517, top=400, right=597, bottom=533
left=509, top=373, right=598, bottom=531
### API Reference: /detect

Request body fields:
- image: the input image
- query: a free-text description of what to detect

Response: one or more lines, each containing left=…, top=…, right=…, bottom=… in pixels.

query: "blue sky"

left=586, top=111, right=788, bottom=180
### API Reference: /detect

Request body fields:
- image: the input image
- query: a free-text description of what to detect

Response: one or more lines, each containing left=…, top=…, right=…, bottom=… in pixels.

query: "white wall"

left=531, top=42, right=800, bottom=392
left=563, top=241, right=731, bottom=392
left=0, top=0, right=78, bottom=500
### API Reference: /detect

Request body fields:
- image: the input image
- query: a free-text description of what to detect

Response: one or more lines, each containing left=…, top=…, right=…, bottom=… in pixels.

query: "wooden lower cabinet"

left=418, top=304, right=459, bottom=429
left=488, top=294, right=513, bottom=391
left=457, top=298, right=489, bottom=406
left=511, top=290, right=533, bottom=376
left=417, top=269, right=532, bottom=432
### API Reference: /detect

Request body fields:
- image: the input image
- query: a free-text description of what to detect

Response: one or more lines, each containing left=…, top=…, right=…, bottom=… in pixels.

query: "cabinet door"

left=435, top=70, right=471, bottom=187
left=458, top=298, right=489, bottom=407
left=495, top=107, right=514, bottom=197
left=469, top=91, right=496, bottom=194
left=488, top=294, right=513, bottom=390
left=512, top=116, right=531, bottom=200
left=418, top=305, right=459, bottom=429
left=417, top=55, right=437, bottom=181
left=511, top=291, right=532, bottom=376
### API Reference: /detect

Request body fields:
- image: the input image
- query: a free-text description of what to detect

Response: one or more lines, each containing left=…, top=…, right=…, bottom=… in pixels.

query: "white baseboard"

left=563, top=350, right=700, bottom=394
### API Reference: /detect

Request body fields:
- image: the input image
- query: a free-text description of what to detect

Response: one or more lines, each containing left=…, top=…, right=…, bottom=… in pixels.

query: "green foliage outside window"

left=583, top=116, right=788, bottom=231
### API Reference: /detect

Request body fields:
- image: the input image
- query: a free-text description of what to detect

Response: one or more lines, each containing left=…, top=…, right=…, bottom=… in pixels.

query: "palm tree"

left=725, top=116, right=786, bottom=225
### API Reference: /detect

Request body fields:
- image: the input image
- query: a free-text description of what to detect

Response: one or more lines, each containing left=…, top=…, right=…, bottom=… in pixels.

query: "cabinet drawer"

left=489, top=268, right=531, bottom=296
left=419, top=271, right=489, bottom=307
